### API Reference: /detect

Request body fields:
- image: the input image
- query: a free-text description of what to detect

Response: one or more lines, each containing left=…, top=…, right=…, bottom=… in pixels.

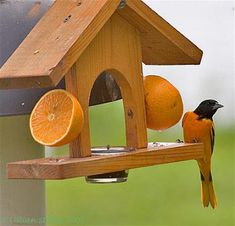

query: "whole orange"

left=143, top=75, right=183, bottom=130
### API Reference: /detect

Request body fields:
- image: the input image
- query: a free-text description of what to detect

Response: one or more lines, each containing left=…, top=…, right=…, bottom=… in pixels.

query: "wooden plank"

left=0, top=0, right=120, bottom=89
left=0, top=0, right=203, bottom=89
left=118, top=0, right=203, bottom=65
left=108, top=13, right=147, bottom=149
left=65, top=65, right=91, bottom=158
left=7, top=143, right=204, bottom=180
left=71, top=13, right=147, bottom=155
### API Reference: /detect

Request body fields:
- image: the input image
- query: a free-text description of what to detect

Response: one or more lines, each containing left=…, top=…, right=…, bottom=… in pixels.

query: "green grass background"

left=47, top=101, right=235, bottom=226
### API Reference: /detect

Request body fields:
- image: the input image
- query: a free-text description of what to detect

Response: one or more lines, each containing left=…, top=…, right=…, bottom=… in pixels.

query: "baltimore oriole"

left=182, top=99, right=223, bottom=208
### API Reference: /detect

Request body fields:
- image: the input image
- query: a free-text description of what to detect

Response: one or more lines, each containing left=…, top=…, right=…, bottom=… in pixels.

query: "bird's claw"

left=176, top=139, right=183, bottom=143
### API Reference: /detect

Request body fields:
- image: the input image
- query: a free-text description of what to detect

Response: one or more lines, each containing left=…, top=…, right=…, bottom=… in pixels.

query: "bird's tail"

left=200, top=171, right=217, bottom=208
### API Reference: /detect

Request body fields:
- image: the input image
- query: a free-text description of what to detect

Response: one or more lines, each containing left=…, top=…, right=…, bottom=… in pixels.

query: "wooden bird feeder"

left=0, top=0, right=204, bottom=180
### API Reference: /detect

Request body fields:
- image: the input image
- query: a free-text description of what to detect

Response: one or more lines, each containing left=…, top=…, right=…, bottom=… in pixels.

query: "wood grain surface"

left=8, top=143, right=204, bottom=180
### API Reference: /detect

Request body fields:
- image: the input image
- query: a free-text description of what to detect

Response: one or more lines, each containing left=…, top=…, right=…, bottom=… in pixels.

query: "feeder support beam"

left=0, top=116, right=45, bottom=226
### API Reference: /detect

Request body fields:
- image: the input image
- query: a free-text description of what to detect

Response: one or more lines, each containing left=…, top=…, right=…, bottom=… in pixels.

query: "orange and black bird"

left=182, top=99, right=223, bottom=208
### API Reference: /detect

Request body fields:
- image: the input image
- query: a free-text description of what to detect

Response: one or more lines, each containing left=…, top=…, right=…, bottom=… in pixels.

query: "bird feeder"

left=0, top=0, right=204, bottom=180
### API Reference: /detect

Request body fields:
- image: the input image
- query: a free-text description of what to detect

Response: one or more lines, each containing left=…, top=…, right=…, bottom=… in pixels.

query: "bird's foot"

left=176, top=139, right=183, bottom=143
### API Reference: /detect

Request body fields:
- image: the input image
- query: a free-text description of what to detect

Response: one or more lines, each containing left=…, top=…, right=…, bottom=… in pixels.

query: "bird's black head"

left=194, top=99, right=223, bottom=120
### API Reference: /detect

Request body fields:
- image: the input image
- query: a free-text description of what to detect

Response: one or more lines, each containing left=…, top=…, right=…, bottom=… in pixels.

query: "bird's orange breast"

left=182, top=112, right=213, bottom=146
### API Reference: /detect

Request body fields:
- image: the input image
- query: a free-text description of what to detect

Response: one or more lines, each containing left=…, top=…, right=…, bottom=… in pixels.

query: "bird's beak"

left=213, top=103, right=224, bottom=110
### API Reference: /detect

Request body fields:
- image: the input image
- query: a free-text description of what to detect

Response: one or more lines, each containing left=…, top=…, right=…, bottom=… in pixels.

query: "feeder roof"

left=0, top=0, right=203, bottom=89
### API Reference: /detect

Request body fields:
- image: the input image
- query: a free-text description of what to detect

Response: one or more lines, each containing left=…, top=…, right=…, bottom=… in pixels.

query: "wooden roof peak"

left=0, top=0, right=203, bottom=89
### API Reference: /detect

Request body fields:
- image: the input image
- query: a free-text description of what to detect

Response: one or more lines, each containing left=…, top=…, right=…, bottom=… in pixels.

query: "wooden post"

left=0, top=116, right=45, bottom=226
left=65, top=65, right=86, bottom=158
left=65, top=13, right=148, bottom=158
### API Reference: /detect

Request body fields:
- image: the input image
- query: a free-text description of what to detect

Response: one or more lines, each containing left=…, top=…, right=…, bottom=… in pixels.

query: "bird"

left=182, top=99, right=223, bottom=208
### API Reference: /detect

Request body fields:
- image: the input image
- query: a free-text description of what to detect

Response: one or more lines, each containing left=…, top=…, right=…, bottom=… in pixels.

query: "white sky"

left=142, top=0, right=235, bottom=126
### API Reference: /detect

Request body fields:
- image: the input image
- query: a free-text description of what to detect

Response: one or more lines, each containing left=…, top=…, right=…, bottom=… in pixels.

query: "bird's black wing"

left=210, top=123, right=215, bottom=154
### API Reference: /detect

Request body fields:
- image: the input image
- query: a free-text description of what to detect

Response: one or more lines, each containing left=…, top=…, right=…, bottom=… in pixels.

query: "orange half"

left=30, top=89, right=84, bottom=147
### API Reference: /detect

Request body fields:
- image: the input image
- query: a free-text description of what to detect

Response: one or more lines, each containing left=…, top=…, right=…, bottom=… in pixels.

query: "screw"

left=127, top=109, right=133, bottom=118
left=118, top=0, right=126, bottom=9
left=35, top=81, right=41, bottom=87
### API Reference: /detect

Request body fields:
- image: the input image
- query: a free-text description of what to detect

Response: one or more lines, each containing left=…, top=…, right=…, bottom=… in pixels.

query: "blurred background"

left=0, top=0, right=234, bottom=226
left=47, top=1, right=235, bottom=225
